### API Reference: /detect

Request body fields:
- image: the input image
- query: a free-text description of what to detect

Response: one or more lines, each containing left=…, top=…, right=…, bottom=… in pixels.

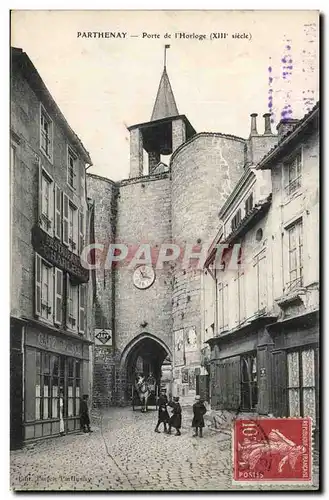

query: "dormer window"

left=40, top=106, right=53, bottom=160
left=245, top=193, right=253, bottom=214
left=231, top=209, right=242, bottom=231
left=67, top=147, right=77, bottom=190
left=285, top=150, right=302, bottom=195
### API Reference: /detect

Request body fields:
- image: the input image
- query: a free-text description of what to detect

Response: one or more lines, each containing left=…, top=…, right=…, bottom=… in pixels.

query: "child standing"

left=192, top=395, right=207, bottom=438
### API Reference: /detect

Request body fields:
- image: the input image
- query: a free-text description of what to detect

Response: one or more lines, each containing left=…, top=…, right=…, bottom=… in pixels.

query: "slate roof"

left=151, top=68, right=179, bottom=121
left=222, top=194, right=272, bottom=244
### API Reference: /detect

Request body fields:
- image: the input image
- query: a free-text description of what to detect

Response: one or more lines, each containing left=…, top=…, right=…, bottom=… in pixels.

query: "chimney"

left=250, top=113, right=258, bottom=136
left=263, top=113, right=273, bottom=135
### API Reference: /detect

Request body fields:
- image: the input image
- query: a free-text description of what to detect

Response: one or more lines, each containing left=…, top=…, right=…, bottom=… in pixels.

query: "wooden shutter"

left=210, top=361, right=217, bottom=408
left=54, top=185, right=62, bottom=240
left=216, top=356, right=241, bottom=410
left=239, top=272, right=246, bottom=322
left=54, top=268, right=63, bottom=325
left=272, top=350, right=287, bottom=417
left=78, top=284, right=85, bottom=334
left=79, top=210, right=84, bottom=255
left=38, top=162, right=42, bottom=222
left=223, top=283, right=229, bottom=329
left=63, top=193, right=69, bottom=245
left=259, top=251, right=267, bottom=310
left=35, top=253, right=42, bottom=316
left=217, top=283, right=223, bottom=331
left=232, top=276, right=239, bottom=327
left=66, top=276, right=71, bottom=326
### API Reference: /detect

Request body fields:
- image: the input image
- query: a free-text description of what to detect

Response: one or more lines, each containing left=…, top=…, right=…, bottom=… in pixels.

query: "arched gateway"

left=120, top=333, right=172, bottom=405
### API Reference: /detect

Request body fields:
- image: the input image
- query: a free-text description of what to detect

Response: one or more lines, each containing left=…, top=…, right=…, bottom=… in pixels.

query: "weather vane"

left=164, top=44, right=170, bottom=68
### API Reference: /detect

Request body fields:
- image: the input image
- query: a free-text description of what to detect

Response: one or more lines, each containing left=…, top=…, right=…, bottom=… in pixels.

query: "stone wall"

left=86, top=173, right=118, bottom=406
left=170, top=133, right=246, bottom=400
left=115, top=173, right=172, bottom=357
left=11, top=65, right=88, bottom=321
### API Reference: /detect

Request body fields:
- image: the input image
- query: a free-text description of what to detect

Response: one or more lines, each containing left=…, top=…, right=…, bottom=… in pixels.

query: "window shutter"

left=78, top=284, right=86, bottom=334
left=35, top=253, right=42, bottom=316
left=239, top=272, right=246, bottom=322
left=272, top=350, right=287, bottom=417
left=66, top=276, right=71, bottom=326
left=38, top=162, right=42, bottom=222
left=63, top=193, right=69, bottom=245
left=223, top=283, right=229, bottom=328
left=54, top=185, right=62, bottom=240
left=232, top=276, right=239, bottom=326
left=259, top=253, right=267, bottom=309
left=216, top=356, right=241, bottom=410
left=54, top=268, right=63, bottom=325
left=73, top=208, right=79, bottom=253
left=217, top=283, right=223, bottom=330
left=79, top=210, right=84, bottom=255
left=49, top=179, right=54, bottom=236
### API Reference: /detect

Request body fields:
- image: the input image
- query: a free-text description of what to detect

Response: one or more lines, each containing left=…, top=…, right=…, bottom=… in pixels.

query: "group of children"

left=154, top=390, right=207, bottom=437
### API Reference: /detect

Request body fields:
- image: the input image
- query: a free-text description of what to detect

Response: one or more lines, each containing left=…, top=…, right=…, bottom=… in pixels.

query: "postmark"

left=233, top=418, right=312, bottom=484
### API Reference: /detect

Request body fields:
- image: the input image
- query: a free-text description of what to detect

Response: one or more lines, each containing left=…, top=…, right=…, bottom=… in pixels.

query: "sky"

left=11, top=10, right=319, bottom=181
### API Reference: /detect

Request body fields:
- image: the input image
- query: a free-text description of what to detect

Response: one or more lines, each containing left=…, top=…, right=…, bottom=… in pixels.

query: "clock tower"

left=128, top=47, right=196, bottom=178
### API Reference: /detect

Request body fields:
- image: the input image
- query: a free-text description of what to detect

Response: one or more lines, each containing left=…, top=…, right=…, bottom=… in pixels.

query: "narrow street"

left=10, top=407, right=319, bottom=491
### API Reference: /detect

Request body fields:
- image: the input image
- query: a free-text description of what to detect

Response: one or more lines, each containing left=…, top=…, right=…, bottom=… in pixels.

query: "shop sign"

left=32, top=225, right=89, bottom=283
left=37, top=332, right=83, bottom=357
left=95, top=329, right=112, bottom=346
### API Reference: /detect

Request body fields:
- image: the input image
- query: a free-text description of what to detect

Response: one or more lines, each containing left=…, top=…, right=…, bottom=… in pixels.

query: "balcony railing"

left=285, top=275, right=303, bottom=293
left=285, top=176, right=301, bottom=195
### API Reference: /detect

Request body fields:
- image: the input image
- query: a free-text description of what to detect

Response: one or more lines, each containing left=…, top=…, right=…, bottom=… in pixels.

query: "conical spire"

left=151, top=67, right=179, bottom=121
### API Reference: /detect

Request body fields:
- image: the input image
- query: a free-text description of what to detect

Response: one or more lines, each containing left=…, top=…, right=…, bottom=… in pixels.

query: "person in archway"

left=167, top=396, right=182, bottom=436
left=192, top=395, right=207, bottom=438
left=154, top=389, right=169, bottom=433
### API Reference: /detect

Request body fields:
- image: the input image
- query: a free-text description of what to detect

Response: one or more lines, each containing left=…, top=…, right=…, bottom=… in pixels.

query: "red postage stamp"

left=233, top=418, right=312, bottom=484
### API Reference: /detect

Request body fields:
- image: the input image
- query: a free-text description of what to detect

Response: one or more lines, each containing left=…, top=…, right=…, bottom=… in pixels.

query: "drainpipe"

left=21, top=325, right=25, bottom=436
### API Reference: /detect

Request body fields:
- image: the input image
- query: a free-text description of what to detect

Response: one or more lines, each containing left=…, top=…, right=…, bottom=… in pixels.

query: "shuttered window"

left=66, top=276, right=78, bottom=332
left=54, top=185, right=62, bottom=240
left=78, top=284, right=86, bottom=334
left=68, top=203, right=78, bottom=254
left=35, top=253, right=53, bottom=322
left=253, top=248, right=267, bottom=313
left=217, top=282, right=228, bottom=333
left=35, top=253, right=42, bottom=316
left=63, top=193, right=69, bottom=246
left=40, top=168, right=54, bottom=235
left=54, top=268, right=63, bottom=325
left=79, top=210, right=85, bottom=255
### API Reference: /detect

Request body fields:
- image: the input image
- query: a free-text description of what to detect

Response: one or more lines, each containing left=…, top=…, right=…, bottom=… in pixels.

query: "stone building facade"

left=10, top=48, right=93, bottom=448
left=86, top=64, right=280, bottom=406
left=203, top=104, right=319, bottom=442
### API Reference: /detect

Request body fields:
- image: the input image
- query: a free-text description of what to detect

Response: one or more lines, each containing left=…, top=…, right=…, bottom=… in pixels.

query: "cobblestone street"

left=10, top=407, right=319, bottom=491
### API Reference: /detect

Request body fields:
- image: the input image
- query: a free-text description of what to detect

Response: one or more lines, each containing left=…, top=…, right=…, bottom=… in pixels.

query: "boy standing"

left=192, top=395, right=207, bottom=438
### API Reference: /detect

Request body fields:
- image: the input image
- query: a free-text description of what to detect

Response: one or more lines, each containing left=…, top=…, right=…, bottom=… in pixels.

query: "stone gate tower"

left=87, top=55, right=272, bottom=406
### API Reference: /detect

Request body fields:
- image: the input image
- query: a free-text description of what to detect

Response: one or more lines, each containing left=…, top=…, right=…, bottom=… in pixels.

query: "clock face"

left=133, top=265, right=156, bottom=290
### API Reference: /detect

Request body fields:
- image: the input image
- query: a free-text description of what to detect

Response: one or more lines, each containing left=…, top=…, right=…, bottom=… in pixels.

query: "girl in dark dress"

left=192, top=395, right=207, bottom=438
left=168, top=396, right=182, bottom=436
left=155, top=390, right=170, bottom=433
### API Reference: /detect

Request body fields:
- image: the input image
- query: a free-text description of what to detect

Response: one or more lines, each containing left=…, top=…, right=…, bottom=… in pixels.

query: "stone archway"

left=120, top=333, right=172, bottom=404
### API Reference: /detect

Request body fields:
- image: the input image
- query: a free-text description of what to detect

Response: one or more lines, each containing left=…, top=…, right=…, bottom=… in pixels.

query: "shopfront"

left=24, top=324, right=91, bottom=441
left=207, top=318, right=276, bottom=414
